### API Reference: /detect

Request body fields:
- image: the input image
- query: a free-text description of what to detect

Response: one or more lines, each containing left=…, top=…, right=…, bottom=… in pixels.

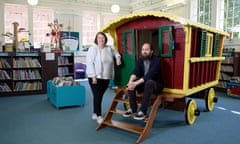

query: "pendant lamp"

left=111, top=4, right=120, bottom=13
left=27, top=0, right=39, bottom=6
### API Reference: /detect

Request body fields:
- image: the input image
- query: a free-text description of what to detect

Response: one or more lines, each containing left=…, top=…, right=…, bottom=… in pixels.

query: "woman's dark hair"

left=94, top=32, right=108, bottom=45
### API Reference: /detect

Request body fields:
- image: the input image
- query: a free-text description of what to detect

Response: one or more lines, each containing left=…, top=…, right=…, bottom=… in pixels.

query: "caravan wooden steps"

left=96, top=86, right=201, bottom=143
left=104, top=119, right=144, bottom=134
left=96, top=87, right=165, bottom=143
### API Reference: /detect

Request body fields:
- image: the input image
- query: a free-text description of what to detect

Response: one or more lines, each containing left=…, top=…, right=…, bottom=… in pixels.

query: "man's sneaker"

left=123, top=109, right=133, bottom=117
left=133, top=111, right=145, bottom=120
left=92, top=113, right=97, bottom=120
left=97, top=116, right=103, bottom=124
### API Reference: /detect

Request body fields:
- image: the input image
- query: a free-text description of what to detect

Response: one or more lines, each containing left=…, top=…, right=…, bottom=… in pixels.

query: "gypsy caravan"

left=96, top=11, right=228, bottom=143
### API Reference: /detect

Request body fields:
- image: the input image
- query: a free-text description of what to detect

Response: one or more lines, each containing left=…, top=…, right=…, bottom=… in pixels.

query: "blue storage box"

left=47, top=80, right=85, bottom=108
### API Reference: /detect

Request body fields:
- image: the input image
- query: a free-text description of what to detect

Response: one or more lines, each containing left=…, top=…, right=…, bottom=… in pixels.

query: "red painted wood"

left=116, top=17, right=185, bottom=90
left=190, top=28, right=198, bottom=57
left=205, top=62, right=209, bottom=83
left=201, top=62, right=205, bottom=84
left=161, top=58, right=174, bottom=88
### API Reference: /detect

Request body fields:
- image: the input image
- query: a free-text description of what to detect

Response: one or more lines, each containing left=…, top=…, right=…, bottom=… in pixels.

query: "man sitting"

left=123, top=42, right=164, bottom=120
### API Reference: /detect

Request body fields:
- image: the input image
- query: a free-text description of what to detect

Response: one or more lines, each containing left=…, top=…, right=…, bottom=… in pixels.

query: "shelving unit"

left=0, top=52, right=43, bottom=96
left=0, top=52, right=12, bottom=93
left=57, top=52, right=74, bottom=78
left=1, top=52, right=75, bottom=96
left=217, top=48, right=240, bottom=90
left=41, top=52, right=74, bottom=94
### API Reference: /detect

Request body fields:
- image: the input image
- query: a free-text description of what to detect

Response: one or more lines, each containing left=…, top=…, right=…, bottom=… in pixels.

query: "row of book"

left=0, top=58, right=11, bottom=68
left=220, top=65, right=233, bottom=72
left=14, top=81, right=42, bottom=91
left=58, top=67, right=70, bottom=76
left=219, top=72, right=231, bottom=81
left=0, top=83, right=11, bottom=92
left=13, top=70, right=41, bottom=80
left=13, top=58, right=41, bottom=68
left=0, top=70, right=11, bottom=80
left=58, top=57, right=70, bottom=65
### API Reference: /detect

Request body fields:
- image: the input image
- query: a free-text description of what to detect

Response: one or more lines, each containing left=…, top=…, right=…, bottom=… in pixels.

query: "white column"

left=0, top=2, right=4, bottom=47
left=211, top=0, right=225, bottom=31
left=28, top=6, right=34, bottom=45
left=189, top=0, right=198, bottom=22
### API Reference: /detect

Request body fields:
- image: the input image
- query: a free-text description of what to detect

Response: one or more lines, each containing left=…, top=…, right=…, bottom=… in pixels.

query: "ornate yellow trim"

left=163, top=80, right=219, bottom=96
left=183, top=26, right=191, bottom=91
left=190, top=57, right=225, bottom=63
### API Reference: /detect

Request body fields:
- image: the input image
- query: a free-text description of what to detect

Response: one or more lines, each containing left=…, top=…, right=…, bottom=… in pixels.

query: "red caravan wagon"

left=96, top=11, right=228, bottom=143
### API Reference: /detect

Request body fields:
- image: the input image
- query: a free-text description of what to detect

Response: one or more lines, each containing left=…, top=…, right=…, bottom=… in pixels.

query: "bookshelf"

left=41, top=52, right=74, bottom=94
left=57, top=52, right=74, bottom=77
left=0, top=52, right=75, bottom=96
left=0, top=52, right=12, bottom=93
left=0, top=52, right=44, bottom=96
left=217, top=48, right=240, bottom=90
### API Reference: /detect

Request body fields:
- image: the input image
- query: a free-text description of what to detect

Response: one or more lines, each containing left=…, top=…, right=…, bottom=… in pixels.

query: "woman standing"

left=86, top=32, right=121, bottom=124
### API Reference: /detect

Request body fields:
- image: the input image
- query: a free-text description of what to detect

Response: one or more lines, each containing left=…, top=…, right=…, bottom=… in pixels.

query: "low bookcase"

left=47, top=80, right=85, bottom=108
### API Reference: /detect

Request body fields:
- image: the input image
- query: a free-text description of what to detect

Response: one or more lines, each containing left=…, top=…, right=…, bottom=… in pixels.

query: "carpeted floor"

left=0, top=81, right=240, bottom=144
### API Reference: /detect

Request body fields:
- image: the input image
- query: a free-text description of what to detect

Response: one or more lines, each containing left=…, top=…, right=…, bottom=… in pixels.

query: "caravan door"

left=115, top=29, right=136, bottom=86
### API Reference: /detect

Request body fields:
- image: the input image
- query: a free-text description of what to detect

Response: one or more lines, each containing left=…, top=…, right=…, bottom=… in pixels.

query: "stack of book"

left=52, top=76, right=79, bottom=87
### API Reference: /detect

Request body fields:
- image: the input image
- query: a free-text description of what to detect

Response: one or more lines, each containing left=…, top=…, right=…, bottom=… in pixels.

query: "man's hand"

left=127, top=81, right=137, bottom=90
left=127, top=78, right=144, bottom=90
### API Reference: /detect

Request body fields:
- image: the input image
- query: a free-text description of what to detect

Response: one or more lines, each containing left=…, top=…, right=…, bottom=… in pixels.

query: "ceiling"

left=3, top=0, right=185, bottom=13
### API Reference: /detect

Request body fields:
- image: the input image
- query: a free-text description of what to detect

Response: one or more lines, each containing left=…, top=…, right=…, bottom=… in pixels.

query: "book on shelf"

left=13, top=70, right=41, bottom=80
left=221, top=65, right=233, bottom=72
left=0, top=83, right=11, bottom=92
left=0, top=70, right=11, bottom=80
left=220, top=72, right=231, bottom=81
left=14, top=81, right=42, bottom=91
left=58, top=67, right=69, bottom=76
left=13, top=57, right=41, bottom=68
left=58, top=57, right=70, bottom=65
left=0, top=58, right=11, bottom=68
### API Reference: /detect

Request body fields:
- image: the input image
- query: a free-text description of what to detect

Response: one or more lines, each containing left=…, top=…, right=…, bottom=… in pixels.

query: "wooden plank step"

left=114, top=97, right=127, bottom=103
left=103, top=119, right=144, bottom=134
left=110, top=109, right=125, bottom=115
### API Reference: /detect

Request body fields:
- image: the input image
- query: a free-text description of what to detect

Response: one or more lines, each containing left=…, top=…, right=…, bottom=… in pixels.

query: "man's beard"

left=141, top=55, right=151, bottom=60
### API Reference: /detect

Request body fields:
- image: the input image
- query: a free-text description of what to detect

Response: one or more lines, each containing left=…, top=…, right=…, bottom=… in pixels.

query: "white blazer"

left=86, top=44, right=120, bottom=79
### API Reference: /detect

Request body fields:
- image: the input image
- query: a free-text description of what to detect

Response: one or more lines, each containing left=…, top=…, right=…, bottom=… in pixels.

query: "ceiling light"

left=27, top=0, right=39, bottom=6
left=111, top=4, right=120, bottom=13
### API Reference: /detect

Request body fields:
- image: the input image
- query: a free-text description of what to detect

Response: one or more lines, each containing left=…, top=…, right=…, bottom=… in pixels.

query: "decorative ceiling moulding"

left=131, top=0, right=187, bottom=12
left=55, top=11, right=80, bottom=16
left=40, top=0, right=131, bottom=13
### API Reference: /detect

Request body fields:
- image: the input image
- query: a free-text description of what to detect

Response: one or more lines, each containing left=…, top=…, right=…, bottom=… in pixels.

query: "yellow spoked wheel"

left=205, top=88, right=218, bottom=112
left=185, top=99, right=200, bottom=125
